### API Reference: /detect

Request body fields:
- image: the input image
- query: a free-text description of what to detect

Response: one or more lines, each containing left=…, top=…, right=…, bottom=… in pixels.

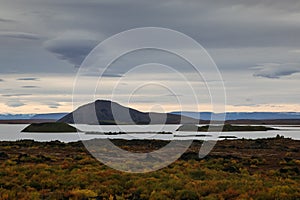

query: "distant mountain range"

left=171, top=111, right=300, bottom=120
left=31, top=113, right=68, bottom=120
left=0, top=114, right=35, bottom=120
left=0, top=113, right=67, bottom=120
left=2, top=101, right=300, bottom=125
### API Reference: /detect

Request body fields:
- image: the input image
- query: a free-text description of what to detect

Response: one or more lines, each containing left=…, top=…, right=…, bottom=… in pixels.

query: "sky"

left=0, top=0, right=300, bottom=114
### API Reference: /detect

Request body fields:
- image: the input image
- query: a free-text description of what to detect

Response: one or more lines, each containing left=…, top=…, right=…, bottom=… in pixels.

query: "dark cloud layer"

left=37, top=0, right=300, bottom=48
left=25, top=0, right=298, bottom=69
left=2, top=0, right=300, bottom=72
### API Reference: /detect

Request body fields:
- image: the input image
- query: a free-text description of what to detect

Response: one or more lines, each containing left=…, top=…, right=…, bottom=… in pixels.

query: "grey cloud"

left=2, top=93, right=32, bottom=97
left=17, top=77, right=39, bottom=81
left=164, top=94, right=183, bottom=97
left=46, top=102, right=61, bottom=109
left=6, top=100, right=25, bottom=107
left=14, top=0, right=299, bottom=59
left=0, top=18, right=14, bottom=23
left=44, top=31, right=101, bottom=66
left=0, top=31, right=41, bottom=40
left=82, top=71, right=123, bottom=77
left=233, top=103, right=259, bottom=107
left=1, top=0, right=300, bottom=74
left=37, top=0, right=300, bottom=48
left=5, top=1, right=300, bottom=48
left=1, top=0, right=300, bottom=110
left=245, top=98, right=252, bottom=102
left=102, top=73, right=123, bottom=77
left=253, top=63, right=300, bottom=78
left=129, top=99, right=159, bottom=103
left=84, top=49, right=196, bottom=76
left=22, top=85, right=39, bottom=88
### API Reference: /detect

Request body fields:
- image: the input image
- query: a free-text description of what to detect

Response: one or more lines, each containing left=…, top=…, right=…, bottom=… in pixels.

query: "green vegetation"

left=0, top=137, right=299, bottom=199
left=177, top=124, right=277, bottom=132
left=21, top=122, right=79, bottom=133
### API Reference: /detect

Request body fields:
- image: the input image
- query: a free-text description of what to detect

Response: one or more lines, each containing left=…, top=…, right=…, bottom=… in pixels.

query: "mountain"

left=58, top=100, right=199, bottom=125
left=171, top=111, right=300, bottom=120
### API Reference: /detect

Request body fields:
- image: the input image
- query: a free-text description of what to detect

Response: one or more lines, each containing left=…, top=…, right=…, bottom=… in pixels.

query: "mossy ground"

left=0, top=137, right=299, bottom=199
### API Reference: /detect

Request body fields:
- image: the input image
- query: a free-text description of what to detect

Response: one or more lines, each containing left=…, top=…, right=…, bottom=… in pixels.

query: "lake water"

left=0, top=124, right=300, bottom=142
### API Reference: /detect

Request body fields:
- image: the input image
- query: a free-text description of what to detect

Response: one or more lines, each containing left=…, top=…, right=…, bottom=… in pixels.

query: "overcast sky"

left=0, top=0, right=300, bottom=114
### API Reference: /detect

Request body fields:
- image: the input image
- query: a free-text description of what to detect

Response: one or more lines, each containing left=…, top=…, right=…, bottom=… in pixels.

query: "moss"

left=0, top=138, right=300, bottom=199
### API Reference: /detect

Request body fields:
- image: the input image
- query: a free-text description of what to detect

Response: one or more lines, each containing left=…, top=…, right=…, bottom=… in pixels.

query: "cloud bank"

left=0, top=31, right=41, bottom=40
left=253, top=63, right=300, bottom=78
left=0, top=0, right=300, bottom=112
left=6, top=100, right=25, bottom=108
left=0, top=18, right=14, bottom=23
left=17, top=78, right=39, bottom=81
left=44, top=31, right=101, bottom=66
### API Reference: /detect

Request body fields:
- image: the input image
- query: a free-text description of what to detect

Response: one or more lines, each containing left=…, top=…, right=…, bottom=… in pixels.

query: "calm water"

left=0, top=124, right=300, bottom=142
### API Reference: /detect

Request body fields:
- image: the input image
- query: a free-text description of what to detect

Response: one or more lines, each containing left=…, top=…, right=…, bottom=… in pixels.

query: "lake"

left=0, top=124, right=300, bottom=142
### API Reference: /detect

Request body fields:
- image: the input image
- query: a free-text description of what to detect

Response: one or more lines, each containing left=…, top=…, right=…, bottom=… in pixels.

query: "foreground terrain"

left=0, top=136, right=300, bottom=199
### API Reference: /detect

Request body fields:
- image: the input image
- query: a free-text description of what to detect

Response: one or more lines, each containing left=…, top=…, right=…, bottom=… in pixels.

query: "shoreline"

left=0, top=134, right=298, bottom=143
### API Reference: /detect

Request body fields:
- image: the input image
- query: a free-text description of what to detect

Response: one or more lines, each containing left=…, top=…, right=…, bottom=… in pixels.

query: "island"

left=176, top=124, right=278, bottom=132
left=21, top=122, right=80, bottom=133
